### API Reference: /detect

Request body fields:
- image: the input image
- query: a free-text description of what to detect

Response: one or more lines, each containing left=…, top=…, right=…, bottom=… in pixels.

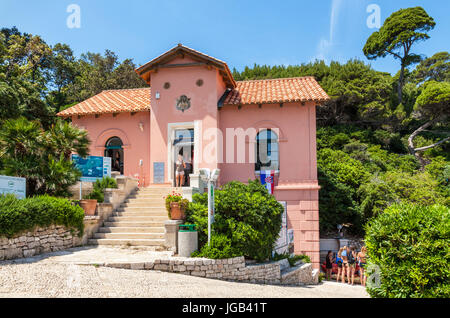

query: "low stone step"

left=88, top=238, right=165, bottom=246
left=121, top=202, right=166, bottom=208
left=104, top=221, right=166, bottom=227
left=112, top=211, right=167, bottom=217
left=98, top=226, right=164, bottom=233
left=116, top=207, right=165, bottom=213
left=108, top=216, right=168, bottom=222
left=93, top=232, right=164, bottom=239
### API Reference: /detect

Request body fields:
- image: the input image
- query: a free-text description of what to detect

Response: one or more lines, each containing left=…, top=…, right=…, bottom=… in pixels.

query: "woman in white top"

left=175, top=154, right=186, bottom=187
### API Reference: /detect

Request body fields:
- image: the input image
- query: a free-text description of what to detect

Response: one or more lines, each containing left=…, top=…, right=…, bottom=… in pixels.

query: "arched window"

left=104, top=137, right=124, bottom=174
left=255, top=129, right=279, bottom=171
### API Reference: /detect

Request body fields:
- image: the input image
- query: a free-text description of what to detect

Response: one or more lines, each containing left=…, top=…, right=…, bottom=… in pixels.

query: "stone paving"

left=0, top=246, right=369, bottom=298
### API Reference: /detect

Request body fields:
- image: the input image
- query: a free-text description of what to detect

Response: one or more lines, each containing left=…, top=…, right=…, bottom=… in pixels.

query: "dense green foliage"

left=84, top=177, right=118, bottom=203
left=0, top=117, right=90, bottom=197
left=363, top=6, right=435, bottom=103
left=365, top=204, right=450, bottom=298
left=186, top=180, right=284, bottom=261
left=0, top=27, right=146, bottom=123
left=314, top=125, right=448, bottom=234
left=0, top=194, right=84, bottom=237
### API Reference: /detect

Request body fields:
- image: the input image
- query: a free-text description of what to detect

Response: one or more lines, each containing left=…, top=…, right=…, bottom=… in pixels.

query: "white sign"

left=274, top=201, right=289, bottom=254
left=0, top=175, right=26, bottom=199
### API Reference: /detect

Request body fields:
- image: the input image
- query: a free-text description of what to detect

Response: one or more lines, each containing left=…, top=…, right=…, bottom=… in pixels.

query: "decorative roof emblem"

left=176, top=95, right=191, bottom=112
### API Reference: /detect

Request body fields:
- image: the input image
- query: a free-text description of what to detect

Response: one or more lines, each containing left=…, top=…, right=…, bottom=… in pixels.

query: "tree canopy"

left=363, top=6, right=436, bottom=103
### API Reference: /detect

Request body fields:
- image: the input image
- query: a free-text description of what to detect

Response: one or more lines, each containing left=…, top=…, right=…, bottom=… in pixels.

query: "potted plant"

left=80, top=197, right=97, bottom=216
left=165, top=191, right=189, bottom=220
left=80, top=177, right=118, bottom=216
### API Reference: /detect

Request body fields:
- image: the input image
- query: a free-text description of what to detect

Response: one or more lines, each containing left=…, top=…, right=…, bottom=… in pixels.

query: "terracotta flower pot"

left=80, top=199, right=98, bottom=216
left=170, top=201, right=185, bottom=220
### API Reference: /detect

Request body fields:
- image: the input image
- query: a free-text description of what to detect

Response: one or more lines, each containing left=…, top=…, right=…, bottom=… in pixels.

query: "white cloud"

left=312, top=0, right=343, bottom=62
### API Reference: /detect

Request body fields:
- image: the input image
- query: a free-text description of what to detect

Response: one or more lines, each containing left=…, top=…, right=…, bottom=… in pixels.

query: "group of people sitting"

left=324, top=246, right=367, bottom=286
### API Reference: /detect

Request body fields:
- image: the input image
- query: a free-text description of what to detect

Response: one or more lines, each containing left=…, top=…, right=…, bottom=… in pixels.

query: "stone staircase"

left=89, top=186, right=178, bottom=247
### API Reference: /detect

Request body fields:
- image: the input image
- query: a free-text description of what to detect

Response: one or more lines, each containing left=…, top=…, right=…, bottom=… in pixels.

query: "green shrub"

left=84, top=177, right=118, bottom=203
left=0, top=194, right=85, bottom=237
left=186, top=179, right=284, bottom=262
left=365, top=203, right=450, bottom=298
left=191, top=234, right=239, bottom=259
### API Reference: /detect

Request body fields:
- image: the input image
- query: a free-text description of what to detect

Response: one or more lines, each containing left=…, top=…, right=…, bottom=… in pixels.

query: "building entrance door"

left=172, top=128, right=194, bottom=187
left=104, top=137, right=124, bottom=175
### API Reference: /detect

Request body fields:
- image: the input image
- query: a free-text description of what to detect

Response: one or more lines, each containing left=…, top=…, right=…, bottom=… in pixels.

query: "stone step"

left=88, top=238, right=165, bottom=246
left=121, top=202, right=166, bottom=207
left=104, top=221, right=166, bottom=227
left=108, top=216, right=168, bottom=222
left=98, top=226, right=164, bottom=233
left=126, top=196, right=167, bottom=202
left=93, top=232, right=164, bottom=239
left=112, top=211, right=167, bottom=217
left=116, top=207, right=166, bottom=213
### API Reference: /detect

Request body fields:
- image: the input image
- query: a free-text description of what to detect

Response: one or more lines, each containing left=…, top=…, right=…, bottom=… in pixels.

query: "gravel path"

left=0, top=247, right=369, bottom=298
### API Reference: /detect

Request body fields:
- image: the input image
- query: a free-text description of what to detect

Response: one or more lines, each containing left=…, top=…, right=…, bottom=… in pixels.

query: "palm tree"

left=0, top=117, right=44, bottom=194
left=46, top=119, right=90, bottom=160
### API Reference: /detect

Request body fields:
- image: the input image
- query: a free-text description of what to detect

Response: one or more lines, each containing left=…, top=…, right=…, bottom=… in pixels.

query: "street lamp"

left=199, top=168, right=220, bottom=245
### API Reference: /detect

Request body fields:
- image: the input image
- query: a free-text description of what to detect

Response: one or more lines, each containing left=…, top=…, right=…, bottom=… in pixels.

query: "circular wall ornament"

left=196, top=79, right=204, bottom=87
left=163, top=82, right=170, bottom=89
left=175, top=95, right=191, bottom=112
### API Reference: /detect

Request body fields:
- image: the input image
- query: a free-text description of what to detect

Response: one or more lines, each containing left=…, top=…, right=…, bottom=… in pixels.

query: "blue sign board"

left=153, top=162, right=165, bottom=184
left=72, top=155, right=112, bottom=182
left=0, top=175, right=26, bottom=199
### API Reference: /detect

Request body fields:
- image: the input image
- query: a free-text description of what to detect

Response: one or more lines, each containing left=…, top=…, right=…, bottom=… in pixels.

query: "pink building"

left=58, top=45, right=329, bottom=268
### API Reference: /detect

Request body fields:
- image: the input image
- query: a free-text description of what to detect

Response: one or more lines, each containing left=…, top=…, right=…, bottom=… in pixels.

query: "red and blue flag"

left=260, top=170, right=275, bottom=194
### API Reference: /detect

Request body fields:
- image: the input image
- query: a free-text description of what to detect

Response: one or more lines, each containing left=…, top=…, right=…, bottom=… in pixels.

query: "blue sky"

left=1, top=0, right=449, bottom=75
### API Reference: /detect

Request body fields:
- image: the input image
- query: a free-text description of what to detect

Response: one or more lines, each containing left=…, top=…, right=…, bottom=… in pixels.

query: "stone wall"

left=103, top=256, right=319, bottom=285
left=0, top=225, right=79, bottom=261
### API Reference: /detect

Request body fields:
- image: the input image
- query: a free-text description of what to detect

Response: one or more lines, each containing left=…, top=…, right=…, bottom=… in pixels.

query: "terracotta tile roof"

left=223, top=77, right=329, bottom=105
left=57, top=77, right=329, bottom=117
left=57, top=88, right=151, bottom=117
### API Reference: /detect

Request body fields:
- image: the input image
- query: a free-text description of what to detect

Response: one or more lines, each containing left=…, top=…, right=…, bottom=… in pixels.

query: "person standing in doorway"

left=176, top=154, right=186, bottom=187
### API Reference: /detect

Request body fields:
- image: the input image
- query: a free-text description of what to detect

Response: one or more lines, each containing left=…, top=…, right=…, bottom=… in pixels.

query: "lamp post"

left=199, top=168, right=220, bottom=245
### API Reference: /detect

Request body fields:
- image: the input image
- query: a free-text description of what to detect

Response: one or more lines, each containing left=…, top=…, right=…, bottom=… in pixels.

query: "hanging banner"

left=72, top=154, right=112, bottom=182
left=0, top=175, right=26, bottom=199
left=260, top=170, right=275, bottom=194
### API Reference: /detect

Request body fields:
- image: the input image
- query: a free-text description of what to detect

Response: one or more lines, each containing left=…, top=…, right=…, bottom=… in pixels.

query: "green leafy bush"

left=191, top=234, right=239, bottom=259
left=186, top=180, right=284, bottom=261
left=84, top=177, right=118, bottom=203
left=0, top=194, right=85, bottom=237
left=365, top=203, right=450, bottom=298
